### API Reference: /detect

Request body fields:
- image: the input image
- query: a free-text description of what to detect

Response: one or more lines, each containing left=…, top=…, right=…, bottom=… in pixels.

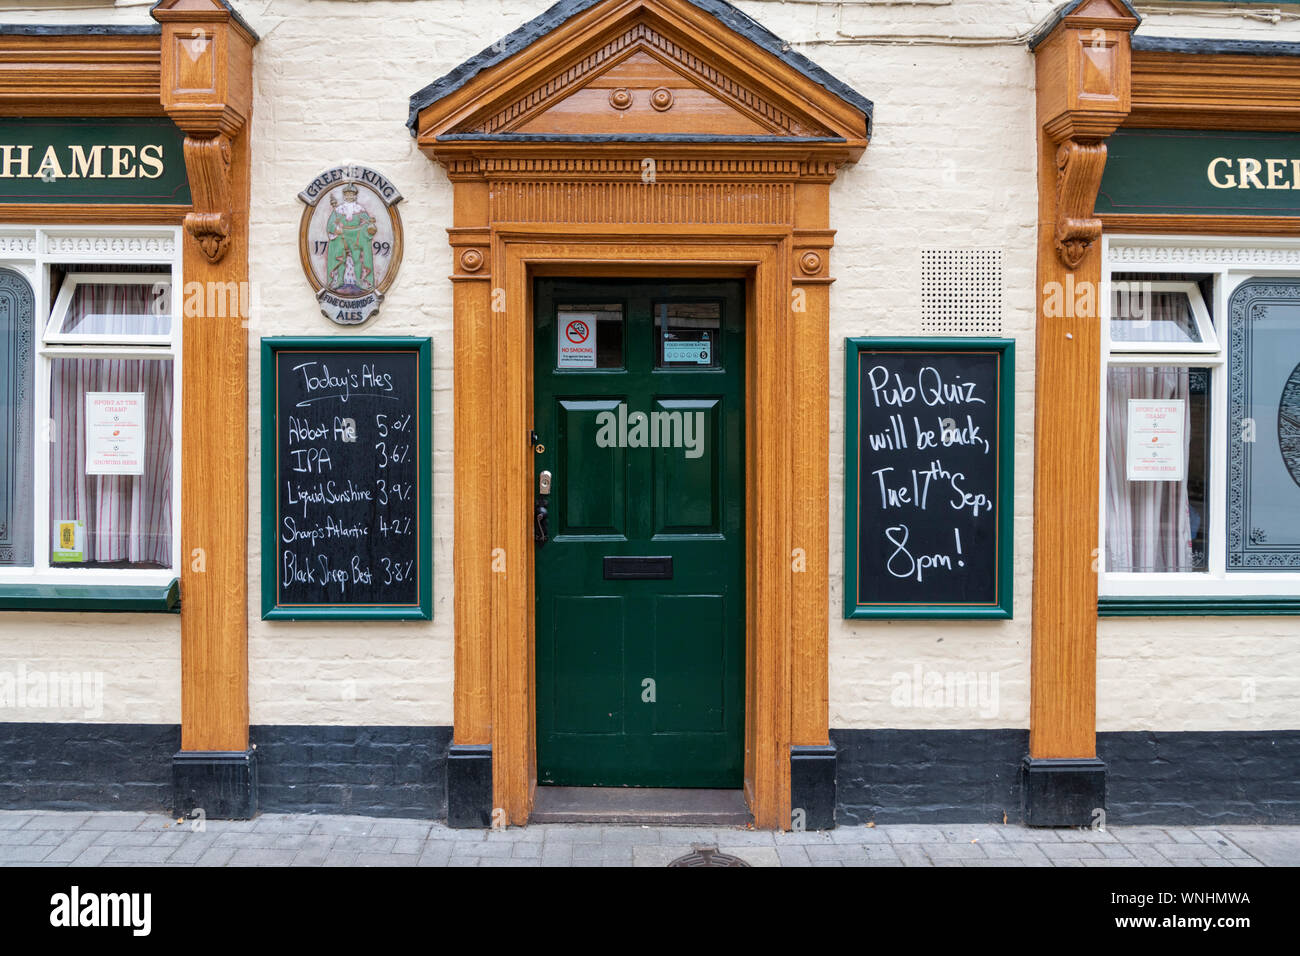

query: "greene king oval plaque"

left=298, top=164, right=404, bottom=326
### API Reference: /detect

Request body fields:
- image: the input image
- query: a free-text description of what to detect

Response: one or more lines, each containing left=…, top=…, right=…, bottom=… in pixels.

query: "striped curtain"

left=1104, top=366, right=1193, bottom=573
left=1111, top=287, right=1199, bottom=345
left=48, top=282, right=173, bottom=568
left=60, top=278, right=169, bottom=336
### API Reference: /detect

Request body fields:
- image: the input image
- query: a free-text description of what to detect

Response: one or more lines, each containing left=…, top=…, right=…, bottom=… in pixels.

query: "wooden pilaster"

left=1030, top=0, right=1136, bottom=761
left=448, top=187, right=494, bottom=747
left=153, top=0, right=256, bottom=752
left=789, top=195, right=833, bottom=752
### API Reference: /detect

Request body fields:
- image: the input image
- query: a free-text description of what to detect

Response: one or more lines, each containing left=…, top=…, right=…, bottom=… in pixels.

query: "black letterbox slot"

left=603, top=556, right=673, bottom=580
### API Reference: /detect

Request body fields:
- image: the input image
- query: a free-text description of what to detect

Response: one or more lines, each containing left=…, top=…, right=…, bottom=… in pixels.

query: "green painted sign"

left=0, top=118, right=191, bottom=205
left=1097, top=128, right=1300, bottom=217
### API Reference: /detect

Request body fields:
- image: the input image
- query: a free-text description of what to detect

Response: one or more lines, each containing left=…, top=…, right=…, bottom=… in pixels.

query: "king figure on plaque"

left=325, top=183, right=379, bottom=294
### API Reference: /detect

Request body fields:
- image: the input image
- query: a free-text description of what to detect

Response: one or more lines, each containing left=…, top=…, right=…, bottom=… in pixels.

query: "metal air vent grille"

left=920, top=248, right=1003, bottom=334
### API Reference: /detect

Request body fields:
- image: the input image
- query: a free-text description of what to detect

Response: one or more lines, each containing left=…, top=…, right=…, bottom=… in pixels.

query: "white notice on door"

left=1126, top=398, right=1186, bottom=482
left=558, top=314, right=598, bottom=368
left=85, top=391, right=147, bottom=475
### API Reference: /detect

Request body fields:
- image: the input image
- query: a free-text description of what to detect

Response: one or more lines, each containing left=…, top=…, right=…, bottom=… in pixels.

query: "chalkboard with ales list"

left=844, top=338, right=1014, bottom=619
left=261, top=337, right=432, bottom=620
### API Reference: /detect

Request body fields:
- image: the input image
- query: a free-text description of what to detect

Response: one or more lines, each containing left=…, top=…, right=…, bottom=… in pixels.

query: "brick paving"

left=0, top=810, right=1293, bottom=866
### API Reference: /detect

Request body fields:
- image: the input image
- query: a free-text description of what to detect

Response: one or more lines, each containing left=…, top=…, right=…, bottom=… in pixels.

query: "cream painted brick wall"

left=0, top=614, right=180, bottom=723
left=0, top=3, right=155, bottom=28
left=6, top=0, right=1298, bottom=733
left=241, top=0, right=1048, bottom=729
left=823, top=43, right=1039, bottom=730
left=243, top=0, right=484, bottom=726
left=1134, top=3, right=1300, bottom=43
left=1100, top=620, right=1300, bottom=731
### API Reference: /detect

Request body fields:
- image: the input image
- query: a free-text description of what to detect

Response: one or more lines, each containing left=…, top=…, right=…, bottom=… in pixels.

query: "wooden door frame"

left=450, top=220, right=832, bottom=828
left=503, top=233, right=793, bottom=827
left=413, top=0, right=870, bottom=828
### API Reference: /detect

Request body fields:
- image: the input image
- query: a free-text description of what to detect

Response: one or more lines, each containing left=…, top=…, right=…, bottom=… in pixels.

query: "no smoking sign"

left=558, top=314, right=598, bottom=368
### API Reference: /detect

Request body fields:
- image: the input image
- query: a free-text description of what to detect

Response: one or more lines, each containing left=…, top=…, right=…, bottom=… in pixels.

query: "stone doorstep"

left=529, top=787, right=752, bottom=826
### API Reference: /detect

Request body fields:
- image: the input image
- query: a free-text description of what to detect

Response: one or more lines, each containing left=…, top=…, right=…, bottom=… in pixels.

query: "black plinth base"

left=1022, top=756, right=1106, bottom=827
left=446, top=744, right=493, bottom=828
left=171, top=749, right=258, bottom=820
left=791, top=743, right=837, bottom=830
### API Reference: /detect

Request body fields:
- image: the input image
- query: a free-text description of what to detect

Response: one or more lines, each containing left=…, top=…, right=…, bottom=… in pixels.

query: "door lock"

left=535, top=470, right=552, bottom=544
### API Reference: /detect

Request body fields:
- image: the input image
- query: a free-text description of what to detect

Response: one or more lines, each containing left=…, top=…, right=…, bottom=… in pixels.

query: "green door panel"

left=556, top=399, right=627, bottom=537
left=652, top=397, right=721, bottom=534
left=549, top=595, right=625, bottom=734
left=651, top=594, right=727, bottom=734
left=534, top=278, right=745, bottom=788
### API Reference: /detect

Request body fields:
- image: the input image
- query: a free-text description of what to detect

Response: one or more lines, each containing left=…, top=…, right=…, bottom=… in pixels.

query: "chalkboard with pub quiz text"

left=261, top=337, right=432, bottom=620
left=844, top=338, right=1014, bottom=619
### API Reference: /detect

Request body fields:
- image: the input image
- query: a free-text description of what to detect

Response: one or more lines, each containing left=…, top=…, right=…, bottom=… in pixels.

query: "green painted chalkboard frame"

left=843, top=337, right=1015, bottom=620
left=260, top=336, right=433, bottom=621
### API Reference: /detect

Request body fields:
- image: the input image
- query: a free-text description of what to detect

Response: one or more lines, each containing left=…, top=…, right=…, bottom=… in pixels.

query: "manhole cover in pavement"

left=667, top=845, right=750, bottom=867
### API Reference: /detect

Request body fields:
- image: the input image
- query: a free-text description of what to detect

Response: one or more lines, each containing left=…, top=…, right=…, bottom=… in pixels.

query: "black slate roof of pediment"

left=407, top=0, right=872, bottom=137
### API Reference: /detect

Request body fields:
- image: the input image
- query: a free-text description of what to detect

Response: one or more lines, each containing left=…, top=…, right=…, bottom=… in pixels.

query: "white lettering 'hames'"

left=1, top=143, right=167, bottom=180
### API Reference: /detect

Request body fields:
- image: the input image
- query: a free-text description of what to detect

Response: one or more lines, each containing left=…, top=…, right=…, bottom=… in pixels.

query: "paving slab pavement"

left=0, top=810, right=1297, bottom=867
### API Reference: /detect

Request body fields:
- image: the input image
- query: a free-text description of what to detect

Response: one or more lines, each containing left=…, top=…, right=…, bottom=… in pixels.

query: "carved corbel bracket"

left=1054, top=139, right=1108, bottom=269
left=182, top=133, right=232, bottom=263
left=153, top=0, right=256, bottom=264
left=1031, top=0, right=1137, bottom=269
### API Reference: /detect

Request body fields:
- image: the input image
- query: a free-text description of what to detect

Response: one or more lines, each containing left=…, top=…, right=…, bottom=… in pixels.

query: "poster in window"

left=1126, top=399, right=1186, bottom=482
left=51, top=519, right=85, bottom=563
left=663, top=335, right=712, bottom=364
left=84, top=392, right=146, bottom=476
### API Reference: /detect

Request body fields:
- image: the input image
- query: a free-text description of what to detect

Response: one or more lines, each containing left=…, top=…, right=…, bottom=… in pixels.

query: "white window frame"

left=1100, top=234, right=1300, bottom=598
left=0, top=225, right=182, bottom=588
left=1108, top=279, right=1218, bottom=354
left=45, top=271, right=173, bottom=346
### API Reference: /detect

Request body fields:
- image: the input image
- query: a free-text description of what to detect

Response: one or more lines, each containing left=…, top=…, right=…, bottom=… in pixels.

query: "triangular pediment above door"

left=408, top=0, right=871, bottom=160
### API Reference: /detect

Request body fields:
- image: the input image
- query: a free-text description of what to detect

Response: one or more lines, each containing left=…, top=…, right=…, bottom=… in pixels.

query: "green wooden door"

left=534, top=278, right=745, bottom=788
